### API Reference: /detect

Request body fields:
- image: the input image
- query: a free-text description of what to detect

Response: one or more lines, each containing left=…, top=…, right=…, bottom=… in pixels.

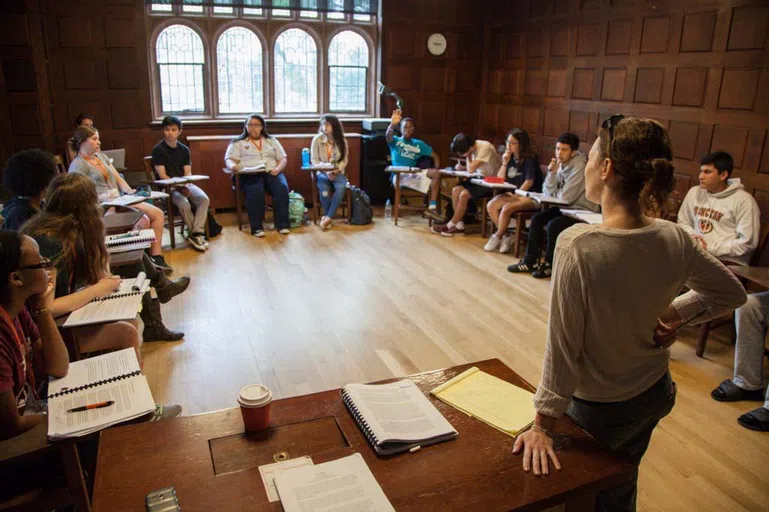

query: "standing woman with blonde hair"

left=68, top=126, right=172, bottom=272
left=311, top=114, right=349, bottom=230
left=513, top=116, right=746, bottom=511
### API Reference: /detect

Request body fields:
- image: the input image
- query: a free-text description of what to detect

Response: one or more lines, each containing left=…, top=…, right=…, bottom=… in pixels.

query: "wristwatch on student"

left=29, top=307, right=51, bottom=318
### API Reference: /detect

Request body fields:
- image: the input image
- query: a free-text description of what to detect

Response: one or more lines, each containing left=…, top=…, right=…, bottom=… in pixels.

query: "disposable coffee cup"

left=238, top=384, right=273, bottom=432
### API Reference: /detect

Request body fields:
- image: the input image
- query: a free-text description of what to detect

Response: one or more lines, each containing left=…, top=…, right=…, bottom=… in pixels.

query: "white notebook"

left=153, top=174, right=210, bottom=185
left=47, top=349, right=155, bottom=440
left=238, top=163, right=267, bottom=173
left=515, top=190, right=570, bottom=205
left=62, top=274, right=149, bottom=328
left=341, top=379, right=457, bottom=456
left=105, top=229, right=156, bottom=254
left=101, top=191, right=168, bottom=207
left=275, top=453, right=395, bottom=512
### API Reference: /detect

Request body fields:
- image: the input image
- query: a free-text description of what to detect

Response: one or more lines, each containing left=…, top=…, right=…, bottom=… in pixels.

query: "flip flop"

left=711, top=379, right=765, bottom=402
left=737, top=407, right=769, bottom=432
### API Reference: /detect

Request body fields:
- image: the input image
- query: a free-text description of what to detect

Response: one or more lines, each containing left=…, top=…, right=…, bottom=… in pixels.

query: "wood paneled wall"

left=381, top=0, right=485, bottom=165
left=481, top=0, right=769, bottom=213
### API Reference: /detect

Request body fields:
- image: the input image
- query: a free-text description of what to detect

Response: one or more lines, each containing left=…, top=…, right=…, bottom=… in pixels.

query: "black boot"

left=155, top=275, right=191, bottom=304
left=140, top=293, right=184, bottom=342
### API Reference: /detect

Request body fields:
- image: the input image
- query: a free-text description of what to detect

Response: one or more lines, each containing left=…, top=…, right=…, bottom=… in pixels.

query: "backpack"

left=288, top=191, right=307, bottom=228
left=206, top=208, right=223, bottom=238
left=349, top=186, right=373, bottom=225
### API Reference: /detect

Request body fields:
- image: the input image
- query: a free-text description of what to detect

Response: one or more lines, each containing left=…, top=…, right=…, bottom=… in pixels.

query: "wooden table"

left=728, top=265, right=769, bottom=289
left=102, top=211, right=143, bottom=235
left=92, top=359, right=632, bottom=511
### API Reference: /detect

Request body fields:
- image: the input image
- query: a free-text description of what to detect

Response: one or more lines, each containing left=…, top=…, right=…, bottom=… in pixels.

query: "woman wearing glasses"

left=513, top=115, right=746, bottom=511
left=0, top=230, right=69, bottom=440
left=225, top=114, right=291, bottom=237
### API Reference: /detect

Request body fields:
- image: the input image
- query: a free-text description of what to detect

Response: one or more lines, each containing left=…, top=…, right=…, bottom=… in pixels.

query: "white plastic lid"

left=238, top=384, right=272, bottom=407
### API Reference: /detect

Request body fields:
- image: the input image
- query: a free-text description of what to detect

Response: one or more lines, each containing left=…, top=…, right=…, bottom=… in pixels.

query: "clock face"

left=427, top=33, right=447, bottom=56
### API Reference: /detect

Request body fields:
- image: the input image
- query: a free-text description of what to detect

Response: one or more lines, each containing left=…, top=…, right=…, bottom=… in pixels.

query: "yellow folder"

left=430, top=367, right=536, bottom=438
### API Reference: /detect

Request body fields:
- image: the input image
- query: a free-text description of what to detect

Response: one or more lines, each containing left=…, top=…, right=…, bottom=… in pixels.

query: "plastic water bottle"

left=385, top=199, right=392, bottom=220
left=301, top=148, right=310, bottom=168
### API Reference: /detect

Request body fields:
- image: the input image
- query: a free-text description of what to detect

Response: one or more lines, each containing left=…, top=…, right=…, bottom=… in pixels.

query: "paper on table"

left=400, top=170, right=431, bottom=195
left=343, top=379, right=456, bottom=444
left=430, top=367, right=535, bottom=437
left=62, top=293, right=143, bottom=328
left=274, top=453, right=395, bottom=512
left=258, top=456, right=314, bottom=502
left=515, top=190, right=570, bottom=206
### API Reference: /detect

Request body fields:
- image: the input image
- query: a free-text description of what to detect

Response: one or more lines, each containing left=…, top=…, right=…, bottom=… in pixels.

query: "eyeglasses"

left=247, top=123, right=263, bottom=128
left=601, top=114, right=625, bottom=156
left=18, top=257, right=54, bottom=271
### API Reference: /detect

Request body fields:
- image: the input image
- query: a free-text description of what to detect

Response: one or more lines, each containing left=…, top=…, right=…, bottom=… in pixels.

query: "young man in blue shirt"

left=386, top=110, right=441, bottom=216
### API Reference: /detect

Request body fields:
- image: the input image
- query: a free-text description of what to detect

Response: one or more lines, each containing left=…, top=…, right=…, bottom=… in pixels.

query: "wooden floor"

left=142, top=210, right=769, bottom=512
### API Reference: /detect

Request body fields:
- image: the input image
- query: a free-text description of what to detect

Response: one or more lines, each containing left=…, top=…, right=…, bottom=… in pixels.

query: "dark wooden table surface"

left=728, top=265, right=769, bottom=289
left=108, top=249, right=144, bottom=269
left=91, top=359, right=632, bottom=511
left=103, top=211, right=143, bottom=235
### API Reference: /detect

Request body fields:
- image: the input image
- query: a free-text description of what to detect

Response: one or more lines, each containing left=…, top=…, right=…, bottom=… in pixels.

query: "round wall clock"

left=427, top=33, right=447, bottom=56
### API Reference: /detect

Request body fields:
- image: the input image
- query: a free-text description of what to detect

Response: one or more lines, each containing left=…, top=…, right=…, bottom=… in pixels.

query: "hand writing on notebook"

left=513, top=425, right=561, bottom=476
left=95, top=276, right=121, bottom=296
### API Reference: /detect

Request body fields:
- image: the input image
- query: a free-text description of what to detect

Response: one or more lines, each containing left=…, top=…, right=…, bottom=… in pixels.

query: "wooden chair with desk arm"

left=302, top=165, right=352, bottom=225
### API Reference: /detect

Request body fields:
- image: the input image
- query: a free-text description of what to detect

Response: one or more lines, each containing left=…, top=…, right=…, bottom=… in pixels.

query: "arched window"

left=216, top=27, right=263, bottom=114
left=328, top=31, right=368, bottom=112
left=155, top=24, right=206, bottom=113
left=274, top=28, right=318, bottom=113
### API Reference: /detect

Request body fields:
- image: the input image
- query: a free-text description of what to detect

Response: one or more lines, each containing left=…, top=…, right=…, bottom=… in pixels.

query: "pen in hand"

left=67, top=400, right=114, bottom=413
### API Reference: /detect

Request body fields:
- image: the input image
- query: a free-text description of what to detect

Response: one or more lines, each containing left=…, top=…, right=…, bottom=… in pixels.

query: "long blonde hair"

left=22, top=173, right=109, bottom=287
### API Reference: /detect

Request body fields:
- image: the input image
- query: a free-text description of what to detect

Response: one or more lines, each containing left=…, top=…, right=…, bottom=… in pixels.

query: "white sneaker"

left=279, top=228, right=290, bottom=235
left=253, top=230, right=265, bottom=238
left=484, top=234, right=502, bottom=252
left=499, top=234, right=514, bottom=254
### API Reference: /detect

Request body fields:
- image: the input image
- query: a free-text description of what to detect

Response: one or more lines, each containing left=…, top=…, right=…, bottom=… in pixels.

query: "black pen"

left=67, top=400, right=114, bottom=413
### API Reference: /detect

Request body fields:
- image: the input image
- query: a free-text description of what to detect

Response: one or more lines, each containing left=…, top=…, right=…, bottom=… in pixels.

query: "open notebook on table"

left=62, top=273, right=149, bottom=328
left=47, top=348, right=155, bottom=440
left=101, top=191, right=169, bottom=208
left=105, top=229, right=155, bottom=254
left=430, top=366, right=536, bottom=437
left=153, top=174, right=210, bottom=185
left=515, top=190, right=570, bottom=206
left=341, top=379, right=457, bottom=456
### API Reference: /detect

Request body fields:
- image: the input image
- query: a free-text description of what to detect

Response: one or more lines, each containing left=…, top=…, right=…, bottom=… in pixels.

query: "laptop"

left=102, top=149, right=126, bottom=170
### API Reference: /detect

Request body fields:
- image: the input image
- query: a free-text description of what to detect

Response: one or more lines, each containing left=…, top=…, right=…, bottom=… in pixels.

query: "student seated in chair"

left=677, top=151, right=760, bottom=266
left=311, top=114, right=349, bottom=231
left=151, top=115, right=210, bottom=252
left=68, top=126, right=173, bottom=273
left=0, top=230, right=69, bottom=440
left=507, top=132, right=596, bottom=278
left=23, top=174, right=185, bottom=354
left=710, top=291, right=769, bottom=432
left=2, top=149, right=58, bottom=231
left=225, top=114, right=290, bottom=238
left=65, top=113, right=94, bottom=164
left=385, top=109, right=441, bottom=217
left=484, top=128, right=543, bottom=253
left=431, top=133, right=502, bottom=237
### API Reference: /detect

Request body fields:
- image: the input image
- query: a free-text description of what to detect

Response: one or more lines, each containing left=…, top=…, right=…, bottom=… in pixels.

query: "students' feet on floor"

left=320, top=216, right=332, bottom=231
left=279, top=228, right=290, bottom=235
left=150, top=254, right=173, bottom=274
left=252, top=229, right=266, bottom=238
left=484, top=234, right=501, bottom=252
left=711, top=379, right=766, bottom=402
left=149, top=403, right=182, bottom=422
left=156, top=276, right=191, bottom=304
left=738, top=407, right=769, bottom=432
left=507, top=260, right=537, bottom=273
left=187, top=232, right=207, bottom=252
left=423, top=209, right=446, bottom=223
left=143, top=324, right=184, bottom=342
left=499, top=234, right=514, bottom=254
left=531, top=262, right=552, bottom=279
left=431, top=222, right=465, bottom=237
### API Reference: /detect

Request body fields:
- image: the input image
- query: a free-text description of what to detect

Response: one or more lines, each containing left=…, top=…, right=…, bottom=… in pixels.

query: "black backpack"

left=206, top=208, right=223, bottom=238
left=349, top=186, right=373, bottom=225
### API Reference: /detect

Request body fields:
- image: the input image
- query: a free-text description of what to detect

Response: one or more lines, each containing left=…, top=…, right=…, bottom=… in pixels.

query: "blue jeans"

left=317, top=172, right=348, bottom=219
left=566, top=372, right=677, bottom=512
left=241, top=173, right=290, bottom=232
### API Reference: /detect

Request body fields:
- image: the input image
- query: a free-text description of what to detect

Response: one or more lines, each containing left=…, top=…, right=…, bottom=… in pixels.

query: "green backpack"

left=288, top=191, right=307, bottom=228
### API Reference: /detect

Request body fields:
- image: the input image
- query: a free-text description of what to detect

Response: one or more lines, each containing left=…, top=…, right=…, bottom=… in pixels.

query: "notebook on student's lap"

left=62, top=274, right=149, bottom=328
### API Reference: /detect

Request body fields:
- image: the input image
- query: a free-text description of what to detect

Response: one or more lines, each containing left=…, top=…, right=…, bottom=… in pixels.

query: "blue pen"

left=112, top=230, right=139, bottom=240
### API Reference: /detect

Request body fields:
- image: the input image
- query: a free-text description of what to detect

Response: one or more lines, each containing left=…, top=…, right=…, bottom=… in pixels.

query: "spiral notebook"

left=62, top=274, right=149, bottom=328
left=47, top=348, right=155, bottom=440
left=341, top=379, right=457, bottom=456
left=105, top=229, right=156, bottom=253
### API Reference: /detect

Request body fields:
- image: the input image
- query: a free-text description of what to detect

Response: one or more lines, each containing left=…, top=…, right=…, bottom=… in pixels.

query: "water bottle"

left=301, top=148, right=310, bottom=168
left=385, top=199, right=392, bottom=220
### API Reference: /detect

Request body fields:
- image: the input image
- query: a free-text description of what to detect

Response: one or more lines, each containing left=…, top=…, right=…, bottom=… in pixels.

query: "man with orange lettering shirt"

left=677, top=151, right=760, bottom=266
